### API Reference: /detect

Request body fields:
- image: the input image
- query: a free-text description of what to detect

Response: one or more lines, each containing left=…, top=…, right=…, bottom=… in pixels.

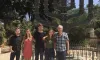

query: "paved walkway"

left=0, top=50, right=98, bottom=60
left=0, top=52, right=77, bottom=60
left=0, top=52, right=11, bottom=60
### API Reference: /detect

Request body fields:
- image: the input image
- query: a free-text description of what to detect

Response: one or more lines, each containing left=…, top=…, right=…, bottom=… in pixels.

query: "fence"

left=20, top=38, right=100, bottom=60
left=67, top=45, right=98, bottom=60
left=66, top=38, right=100, bottom=60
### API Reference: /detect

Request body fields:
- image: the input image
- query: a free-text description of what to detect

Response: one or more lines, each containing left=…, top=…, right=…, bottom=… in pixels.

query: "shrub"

left=68, top=26, right=87, bottom=46
left=67, top=13, right=88, bottom=25
left=52, top=17, right=61, bottom=25
left=5, top=20, right=21, bottom=38
left=94, top=28, right=100, bottom=38
left=6, top=20, right=34, bottom=38
left=20, top=20, right=33, bottom=36
left=94, top=20, right=100, bottom=29
left=0, top=24, right=6, bottom=45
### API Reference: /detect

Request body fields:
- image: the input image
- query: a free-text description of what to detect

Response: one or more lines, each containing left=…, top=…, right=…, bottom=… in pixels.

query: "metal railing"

left=20, top=38, right=100, bottom=60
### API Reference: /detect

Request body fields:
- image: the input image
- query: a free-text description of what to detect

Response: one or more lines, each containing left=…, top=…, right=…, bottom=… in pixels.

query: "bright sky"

left=75, top=0, right=99, bottom=8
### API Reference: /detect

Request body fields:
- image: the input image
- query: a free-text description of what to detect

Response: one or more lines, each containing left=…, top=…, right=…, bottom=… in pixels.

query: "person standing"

left=54, top=25, right=69, bottom=60
left=43, top=29, right=55, bottom=60
left=34, top=23, right=45, bottom=60
left=9, top=28, right=22, bottom=60
left=23, top=29, right=34, bottom=60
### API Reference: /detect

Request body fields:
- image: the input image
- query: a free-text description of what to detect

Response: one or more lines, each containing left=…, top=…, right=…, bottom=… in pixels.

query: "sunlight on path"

left=0, top=52, right=10, bottom=60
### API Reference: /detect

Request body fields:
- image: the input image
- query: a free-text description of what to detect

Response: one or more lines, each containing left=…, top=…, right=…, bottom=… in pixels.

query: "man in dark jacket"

left=9, top=28, right=22, bottom=60
left=34, top=23, right=45, bottom=60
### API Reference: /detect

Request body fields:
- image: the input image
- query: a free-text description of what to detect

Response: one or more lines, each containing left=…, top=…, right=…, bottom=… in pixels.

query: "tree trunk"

left=79, top=0, right=84, bottom=14
left=61, top=0, right=66, bottom=6
left=48, top=0, right=54, bottom=12
left=70, top=0, right=76, bottom=8
left=88, top=0, right=93, bottom=20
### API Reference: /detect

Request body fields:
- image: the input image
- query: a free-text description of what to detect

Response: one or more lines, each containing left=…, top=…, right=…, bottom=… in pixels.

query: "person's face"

left=49, top=30, right=54, bottom=36
left=15, top=29, right=20, bottom=35
left=26, top=29, right=30, bottom=35
left=38, top=25, right=43, bottom=31
left=57, top=27, right=63, bottom=32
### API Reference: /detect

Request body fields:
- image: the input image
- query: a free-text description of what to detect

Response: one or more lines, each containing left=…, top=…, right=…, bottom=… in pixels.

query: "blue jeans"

left=45, top=48, right=55, bottom=60
left=56, top=51, right=66, bottom=60
left=10, top=51, right=20, bottom=60
left=35, top=48, right=44, bottom=60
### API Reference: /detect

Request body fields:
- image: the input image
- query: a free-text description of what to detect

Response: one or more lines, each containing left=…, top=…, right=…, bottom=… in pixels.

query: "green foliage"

left=93, top=6, right=100, bottom=20
left=67, top=8, right=79, bottom=16
left=33, top=20, right=40, bottom=26
left=68, top=26, right=88, bottom=46
left=88, top=5, right=100, bottom=28
left=6, top=20, right=33, bottom=37
left=12, top=20, right=21, bottom=27
left=52, top=17, right=61, bottom=25
left=21, top=20, right=33, bottom=36
left=0, top=0, right=99, bottom=46
left=94, top=28, right=100, bottom=38
left=0, top=0, right=35, bottom=20
left=94, top=20, right=100, bottom=29
left=6, top=20, right=21, bottom=34
left=67, top=13, right=88, bottom=25
left=0, top=23, right=6, bottom=45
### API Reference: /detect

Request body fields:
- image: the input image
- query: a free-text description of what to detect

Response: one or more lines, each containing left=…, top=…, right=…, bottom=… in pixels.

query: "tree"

left=70, top=0, right=76, bottom=8
left=0, top=0, right=35, bottom=21
left=88, top=0, right=93, bottom=20
left=48, top=0, right=54, bottom=12
left=60, top=0, right=67, bottom=13
left=79, top=0, right=84, bottom=14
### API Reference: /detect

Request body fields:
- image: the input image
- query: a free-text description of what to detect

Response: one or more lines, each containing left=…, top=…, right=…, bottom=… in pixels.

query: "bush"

left=20, top=20, right=34, bottom=36
left=67, top=8, right=79, bottom=16
left=68, top=26, right=87, bottom=46
left=94, top=20, right=100, bottom=29
left=67, top=13, right=88, bottom=25
left=0, top=24, right=6, bottom=45
left=6, top=20, right=34, bottom=38
left=94, top=28, right=100, bottom=38
left=52, top=17, right=61, bottom=25
left=5, top=20, right=21, bottom=38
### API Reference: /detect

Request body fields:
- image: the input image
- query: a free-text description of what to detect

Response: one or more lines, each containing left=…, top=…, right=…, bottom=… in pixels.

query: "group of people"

left=9, top=23, right=69, bottom=60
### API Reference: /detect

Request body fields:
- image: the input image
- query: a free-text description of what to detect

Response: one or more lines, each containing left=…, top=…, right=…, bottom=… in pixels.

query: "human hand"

left=9, top=48, right=14, bottom=52
left=67, top=50, right=69, bottom=55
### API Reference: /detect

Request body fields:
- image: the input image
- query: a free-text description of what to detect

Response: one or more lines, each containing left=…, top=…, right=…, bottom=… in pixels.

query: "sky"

left=75, top=0, right=100, bottom=8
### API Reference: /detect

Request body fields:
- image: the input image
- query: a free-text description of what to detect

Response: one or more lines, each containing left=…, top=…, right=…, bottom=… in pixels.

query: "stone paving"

left=0, top=52, right=11, bottom=60
left=0, top=47, right=99, bottom=60
left=0, top=52, right=97, bottom=60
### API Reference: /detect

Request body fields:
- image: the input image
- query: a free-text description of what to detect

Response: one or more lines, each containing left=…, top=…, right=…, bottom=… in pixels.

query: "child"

left=43, top=29, right=55, bottom=60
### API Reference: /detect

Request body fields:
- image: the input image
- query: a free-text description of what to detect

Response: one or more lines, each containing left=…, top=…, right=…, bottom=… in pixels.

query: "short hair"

left=57, top=25, right=63, bottom=29
left=38, top=23, right=43, bottom=27
left=15, top=27, right=20, bottom=31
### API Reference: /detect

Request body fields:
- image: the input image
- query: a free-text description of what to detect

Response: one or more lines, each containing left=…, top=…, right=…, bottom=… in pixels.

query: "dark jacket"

left=34, top=31, right=45, bottom=49
left=9, top=35, right=22, bottom=51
